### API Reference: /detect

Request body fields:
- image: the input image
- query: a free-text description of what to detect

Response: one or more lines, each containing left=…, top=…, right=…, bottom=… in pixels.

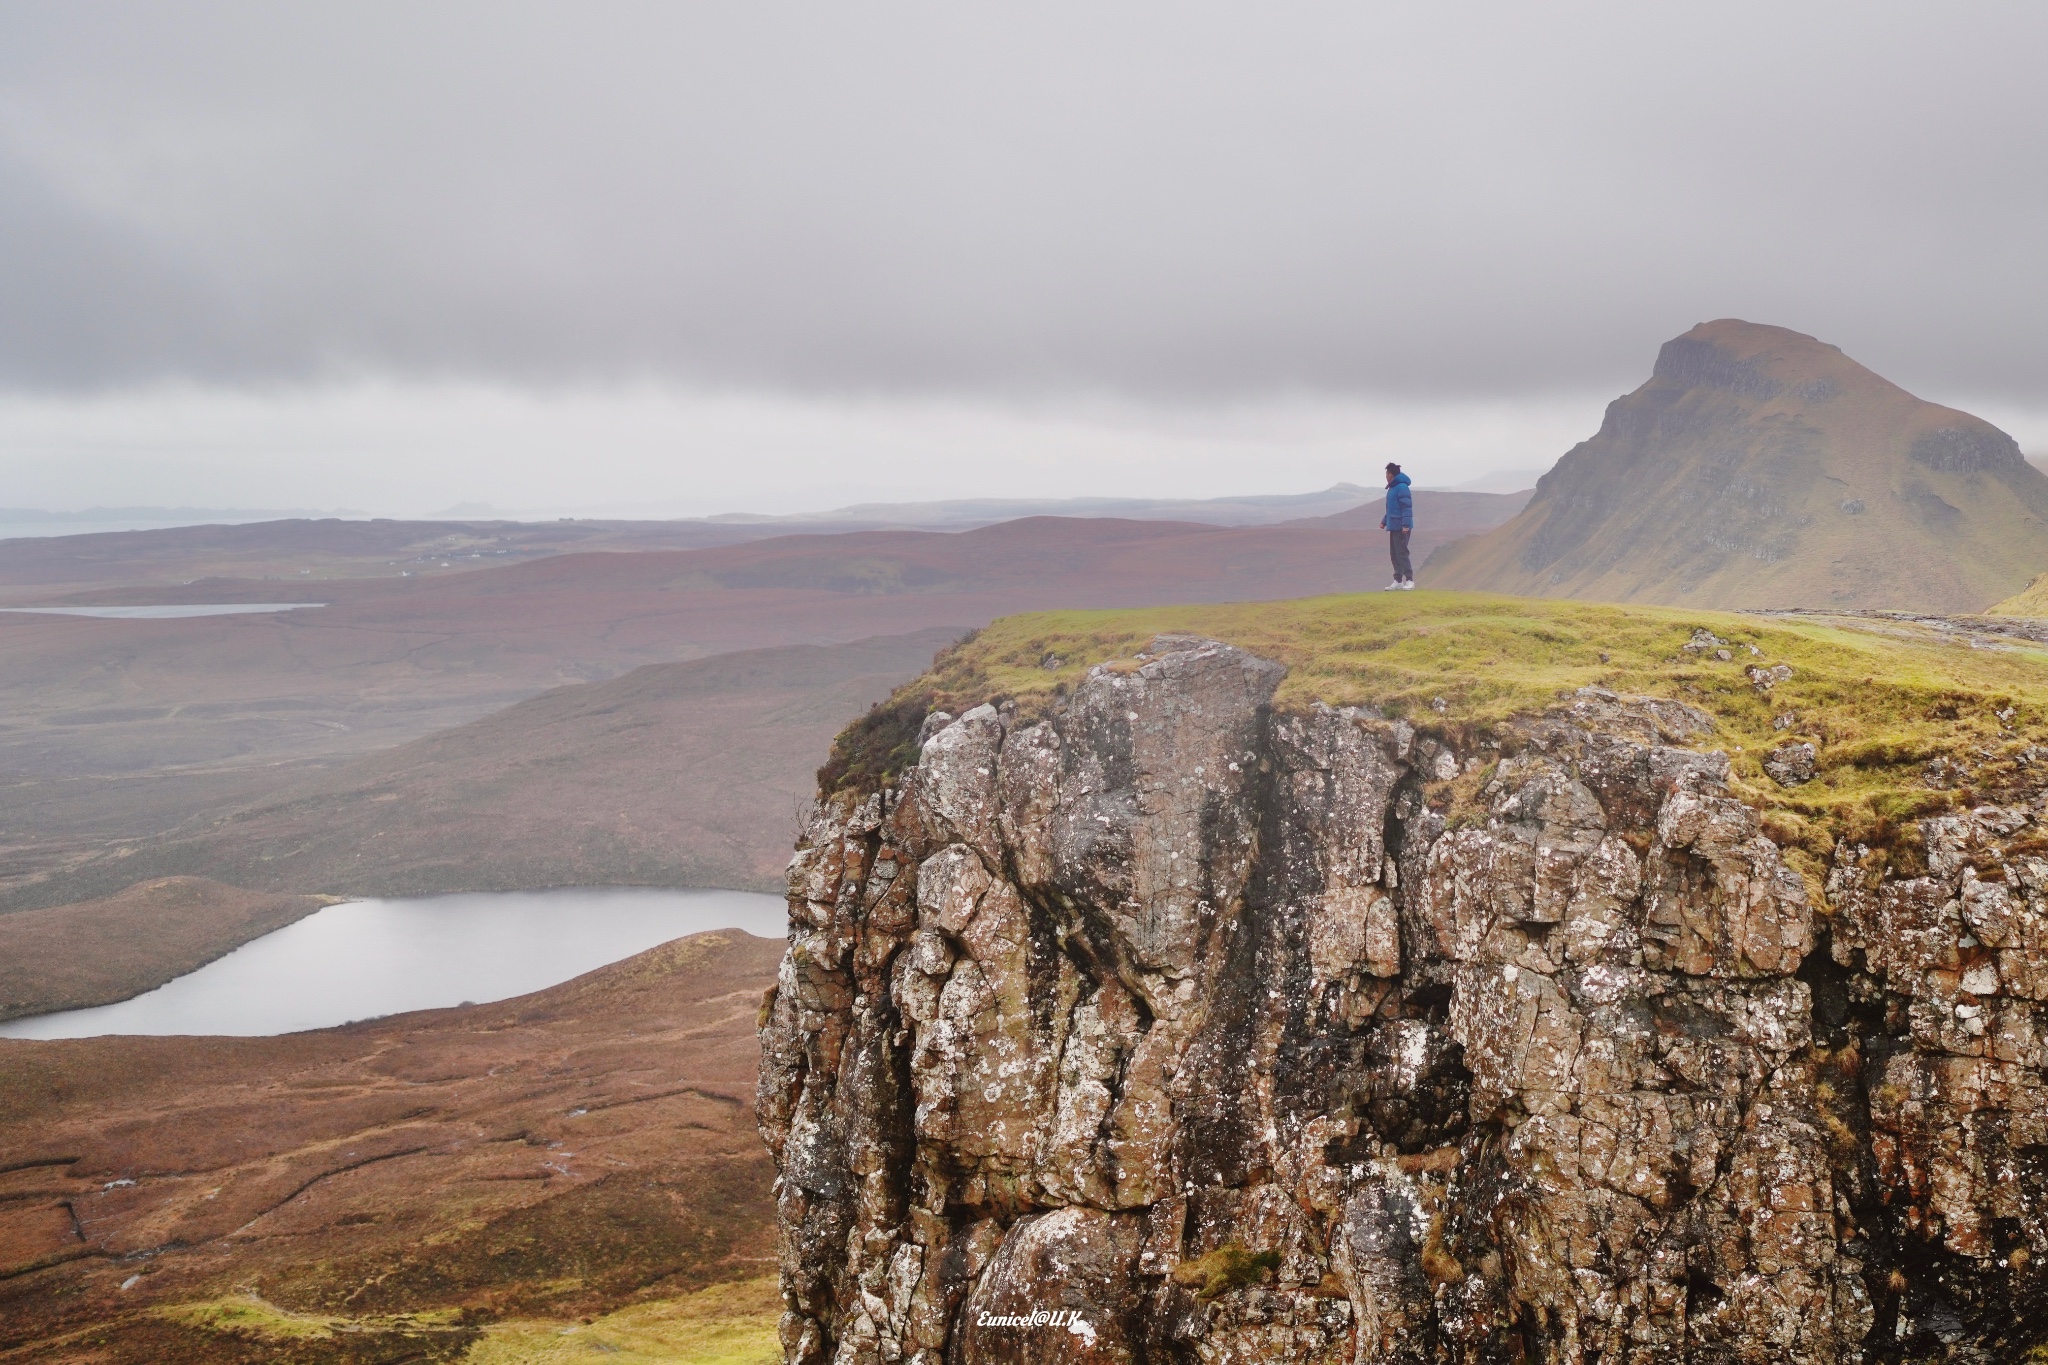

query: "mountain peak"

left=1650, top=319, right=1852, bottom=400
left=1430, top=322, right=2048, bottom=611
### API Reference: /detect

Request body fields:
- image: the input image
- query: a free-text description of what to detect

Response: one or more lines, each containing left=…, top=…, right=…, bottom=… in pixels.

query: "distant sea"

left=0, top=509, right=363, bottom=541
left=0, top=518, right=205, bottom=541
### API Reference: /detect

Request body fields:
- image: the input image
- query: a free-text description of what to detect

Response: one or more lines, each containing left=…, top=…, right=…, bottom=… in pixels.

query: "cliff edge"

left=759, top=600, right=2048, bottom=1363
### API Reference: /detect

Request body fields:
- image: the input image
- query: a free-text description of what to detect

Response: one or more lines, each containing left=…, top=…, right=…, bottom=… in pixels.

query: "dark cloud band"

left=0, top=2, right=2042, bottom=400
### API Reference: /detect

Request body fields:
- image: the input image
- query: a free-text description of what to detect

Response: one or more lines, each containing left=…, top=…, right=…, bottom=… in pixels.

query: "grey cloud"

left=0, top=1, right=2043, bottom=399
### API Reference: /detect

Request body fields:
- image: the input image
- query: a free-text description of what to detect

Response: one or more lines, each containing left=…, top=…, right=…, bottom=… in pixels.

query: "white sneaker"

left=1400, top=580, right=1416, bottom=591
left=1383, top=580, right=1403, bottom=592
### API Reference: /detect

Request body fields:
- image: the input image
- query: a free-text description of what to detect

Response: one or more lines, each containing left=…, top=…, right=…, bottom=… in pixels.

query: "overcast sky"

left=2, top=2, right=2044, bottom=517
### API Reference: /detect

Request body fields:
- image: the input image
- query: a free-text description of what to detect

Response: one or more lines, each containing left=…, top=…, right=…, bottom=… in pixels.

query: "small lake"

left=0, top=603, right=327, bottom=619
left=0, top=887, right=788, bottom=1040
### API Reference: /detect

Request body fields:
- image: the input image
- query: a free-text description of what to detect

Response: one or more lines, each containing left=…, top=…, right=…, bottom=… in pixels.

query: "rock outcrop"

left=759, top=637, right=2048, bottom=1362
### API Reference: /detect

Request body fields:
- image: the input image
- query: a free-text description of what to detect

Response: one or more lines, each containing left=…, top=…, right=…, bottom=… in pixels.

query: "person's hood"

left=1390, top=472, right=1411, bottom=489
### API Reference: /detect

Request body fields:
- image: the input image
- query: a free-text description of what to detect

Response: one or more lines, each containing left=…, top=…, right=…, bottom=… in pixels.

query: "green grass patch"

left=156, top=1297, right=347, bottom=1342
left=156, top=1294, right=468, bottom=1343
left=1172, top=1243, right=1282, bottom=1299
left=834, top=592, right=2048, bottom=863
left=461, top=1276, right=781, bottom=1364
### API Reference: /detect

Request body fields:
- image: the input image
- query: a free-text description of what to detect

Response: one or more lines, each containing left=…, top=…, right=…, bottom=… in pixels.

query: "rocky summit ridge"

left=759, top=629, right=2048, bottom=1363
left=1427, top=320, right=2048, bottom=614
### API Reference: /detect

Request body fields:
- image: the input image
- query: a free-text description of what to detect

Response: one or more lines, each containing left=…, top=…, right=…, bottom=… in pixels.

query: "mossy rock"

left=1171, top=1243, right=1281, bottom=1299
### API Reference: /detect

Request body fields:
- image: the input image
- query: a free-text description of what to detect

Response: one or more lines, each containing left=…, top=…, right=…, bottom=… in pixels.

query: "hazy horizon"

left=0, top=468, right=1541, bottom=542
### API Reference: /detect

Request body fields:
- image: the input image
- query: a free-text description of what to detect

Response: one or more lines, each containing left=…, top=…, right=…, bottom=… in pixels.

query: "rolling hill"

left=0, top=930, right=783, bottom=1363
left=1287, top=486, right=1532, bottom=563
left=1425, top=319, right=2048, bottom=611
left=6, top=629, right=962, bottom=915
left=1991, top=571, right=2048, bottom=616
left=0, top=485, right=1382, bottom=603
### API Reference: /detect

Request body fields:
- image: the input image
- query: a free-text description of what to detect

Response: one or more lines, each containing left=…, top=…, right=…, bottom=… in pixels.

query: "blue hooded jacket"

left=1381, top=472, right=1413, bottom=531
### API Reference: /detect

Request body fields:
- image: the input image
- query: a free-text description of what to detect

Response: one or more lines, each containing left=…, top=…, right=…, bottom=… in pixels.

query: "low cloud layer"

left=1, top=4, right=2042, bottom=517
left=2, top=2, right=2043, bottom=402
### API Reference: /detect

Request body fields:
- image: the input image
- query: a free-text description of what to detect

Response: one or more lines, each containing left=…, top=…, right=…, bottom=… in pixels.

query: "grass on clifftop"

left=827, top=592, right=2048, bottom=872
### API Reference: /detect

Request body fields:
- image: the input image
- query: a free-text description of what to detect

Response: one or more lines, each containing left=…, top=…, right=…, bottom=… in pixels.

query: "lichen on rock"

left=758, top=636, right=2048, bottom=1363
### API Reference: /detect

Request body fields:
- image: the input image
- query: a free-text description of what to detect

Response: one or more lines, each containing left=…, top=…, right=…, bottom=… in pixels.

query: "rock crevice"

left=760, top=638, right=2048, bottom=1362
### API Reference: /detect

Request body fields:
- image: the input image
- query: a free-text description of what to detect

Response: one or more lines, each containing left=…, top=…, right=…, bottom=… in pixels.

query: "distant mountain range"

left=0, top=486, right=1536, bottom=600
left=702, top=484, right=1385, bottom=528
left=1, top=490, right=1387, bottom=537
left=2, top=474, right=1553, bottom=548
left=0, top=506, right=357, bottom=522
left=1427, top=319, right=2048, bottom=613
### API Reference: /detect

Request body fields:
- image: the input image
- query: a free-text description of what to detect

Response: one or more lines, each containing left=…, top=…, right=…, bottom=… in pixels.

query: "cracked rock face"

left=1765, top=741, right=1819, bottom=788
left=758, top=639, right=2048, bottom=1363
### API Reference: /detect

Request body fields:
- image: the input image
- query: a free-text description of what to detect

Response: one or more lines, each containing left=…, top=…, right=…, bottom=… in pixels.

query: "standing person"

left=1379, top=462, right=1415, bottom=590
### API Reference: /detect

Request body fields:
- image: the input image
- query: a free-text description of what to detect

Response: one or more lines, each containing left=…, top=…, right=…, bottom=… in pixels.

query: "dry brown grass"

left=0, top=930, right=784, bottom=1363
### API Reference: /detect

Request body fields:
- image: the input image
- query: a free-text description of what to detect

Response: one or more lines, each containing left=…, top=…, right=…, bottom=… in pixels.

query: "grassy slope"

left=131, top=1278, right=782, bottom=1364
left=839, top=592, right=2048, bottom=877
left=1992, top=573, right=2048, bottom=616
left=0, top=932, right=783, bottom=1364
left=4, top=629, right=961, bottom=914
left=465, top=1278, right=780, bottom=1363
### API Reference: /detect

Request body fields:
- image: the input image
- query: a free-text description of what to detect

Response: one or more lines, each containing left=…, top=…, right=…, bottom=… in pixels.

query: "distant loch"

left=0, top=603, right=328, bottom=619
left=0, top=886, right=788, bottom=1039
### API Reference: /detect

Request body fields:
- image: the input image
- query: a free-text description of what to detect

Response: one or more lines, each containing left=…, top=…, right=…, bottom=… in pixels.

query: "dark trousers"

left=1389, top=528, right=1413, bottom=582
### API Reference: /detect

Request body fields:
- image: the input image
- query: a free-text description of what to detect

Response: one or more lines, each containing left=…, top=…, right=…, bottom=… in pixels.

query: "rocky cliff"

left=758, top=634, right=2048, bottom=1363
left=1425, top=320, right=2048, bottom=613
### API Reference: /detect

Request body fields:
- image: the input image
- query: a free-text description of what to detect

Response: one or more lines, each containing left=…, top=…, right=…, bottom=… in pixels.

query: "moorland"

left=0, top=930, right=782, bottom=1364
